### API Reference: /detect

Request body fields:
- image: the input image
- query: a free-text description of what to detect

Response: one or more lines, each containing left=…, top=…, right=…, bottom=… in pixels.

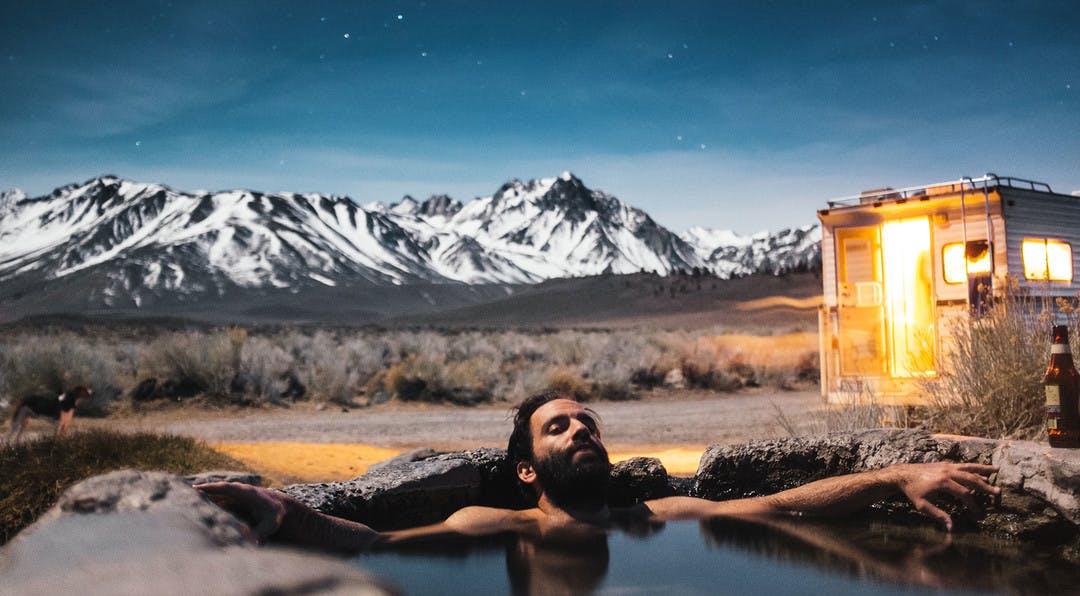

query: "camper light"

left=942, top=242, right=992, bottom=284
left=881, top=218, right=935, bottom=377
left=1023, top=239, right=1073, bottom=282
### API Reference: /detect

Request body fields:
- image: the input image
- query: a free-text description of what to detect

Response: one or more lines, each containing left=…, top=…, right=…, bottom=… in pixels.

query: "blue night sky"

left=1, top=1, right=1077, bottom=233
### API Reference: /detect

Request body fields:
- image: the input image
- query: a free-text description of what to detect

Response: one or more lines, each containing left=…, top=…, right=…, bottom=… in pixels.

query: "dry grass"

left=918, top=282, right=1061, bottom=439
left=0, top=429, right=248, bottom=545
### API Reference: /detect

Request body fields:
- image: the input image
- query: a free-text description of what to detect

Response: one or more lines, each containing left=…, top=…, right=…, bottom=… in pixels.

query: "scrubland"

left=0, top=325, right=820, bottom=414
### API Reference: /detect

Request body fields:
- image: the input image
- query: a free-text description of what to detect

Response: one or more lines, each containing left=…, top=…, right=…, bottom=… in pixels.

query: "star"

left=343, top=33, right=350, bottom=39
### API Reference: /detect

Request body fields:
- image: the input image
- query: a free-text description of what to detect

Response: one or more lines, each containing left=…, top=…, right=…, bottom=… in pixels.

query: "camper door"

left=836, top=218, right=936, bottom=378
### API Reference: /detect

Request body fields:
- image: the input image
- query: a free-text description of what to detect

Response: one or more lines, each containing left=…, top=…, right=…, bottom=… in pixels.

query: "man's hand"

left=195, top=482, right=291, bottom=543
left=891, top=463, right=999, bottom=531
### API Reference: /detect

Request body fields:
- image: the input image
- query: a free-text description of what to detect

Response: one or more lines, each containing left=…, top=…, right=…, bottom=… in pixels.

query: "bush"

left=0, top=335, right=117, bottom=416
left=140, top=332, right=235, bottom=399
left=919, top=283, right=1056, bottom=439
left=0, top=429, right=248, bottom=545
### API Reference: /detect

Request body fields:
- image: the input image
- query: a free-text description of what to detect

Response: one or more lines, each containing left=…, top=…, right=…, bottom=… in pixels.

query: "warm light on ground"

left=214, top=442, right=401, bottom=484
left=214, top=442, right=705, bottom=484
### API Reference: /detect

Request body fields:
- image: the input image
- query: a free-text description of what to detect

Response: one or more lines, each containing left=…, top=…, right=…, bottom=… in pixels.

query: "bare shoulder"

left=443, top=505, right=541, bottom=535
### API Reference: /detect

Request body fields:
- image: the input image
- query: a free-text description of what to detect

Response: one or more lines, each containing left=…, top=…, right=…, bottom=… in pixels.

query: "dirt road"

left=111, top=390, right=824, bottom=451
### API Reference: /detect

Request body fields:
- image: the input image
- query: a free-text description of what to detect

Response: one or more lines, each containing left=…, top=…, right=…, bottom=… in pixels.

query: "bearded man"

left=197, top=391, right=999, bottom=550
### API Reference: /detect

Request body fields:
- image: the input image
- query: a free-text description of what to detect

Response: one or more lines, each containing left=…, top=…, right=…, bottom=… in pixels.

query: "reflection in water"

left=700, top=516, right=1080, bottom=594
left=355, top=518, right=1080, bottom=595
left=506, top=532, right=609, bottom=596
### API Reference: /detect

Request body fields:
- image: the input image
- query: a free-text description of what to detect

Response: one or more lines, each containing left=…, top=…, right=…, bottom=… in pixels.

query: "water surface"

left=354, top=517, right=1077, bottom=595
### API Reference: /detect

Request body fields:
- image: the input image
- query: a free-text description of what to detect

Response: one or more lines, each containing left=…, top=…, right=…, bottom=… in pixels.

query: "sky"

left=1, top=1, right=1077, bottom=234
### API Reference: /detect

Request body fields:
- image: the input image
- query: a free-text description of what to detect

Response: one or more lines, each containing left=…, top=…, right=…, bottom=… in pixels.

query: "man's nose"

left=570, top=421, right=593, bottom=441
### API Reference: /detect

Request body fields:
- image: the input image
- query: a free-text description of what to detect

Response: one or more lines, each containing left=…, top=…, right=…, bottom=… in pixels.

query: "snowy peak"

left=418, top=194, right=461, bottom=217
left=0, top=173, right=821, bottom=308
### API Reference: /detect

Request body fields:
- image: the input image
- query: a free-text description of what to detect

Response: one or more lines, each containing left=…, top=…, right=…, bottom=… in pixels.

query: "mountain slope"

left=0, top=173, right=820, bottom=312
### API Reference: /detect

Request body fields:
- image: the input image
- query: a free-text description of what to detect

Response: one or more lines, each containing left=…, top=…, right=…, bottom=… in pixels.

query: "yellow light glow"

left=1047, top=241, right=1073, bottom=281
left=942, top=242, right=992, bottom=284
left=881, top=218, right=935, bottom=377
left=1023, top=239, right=1073, bottom=281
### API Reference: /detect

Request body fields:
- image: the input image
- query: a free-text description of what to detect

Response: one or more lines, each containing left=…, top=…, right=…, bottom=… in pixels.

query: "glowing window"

left=942, top=241, right=992, bottom=284
left=1022, top=239, right=1072, bottom=281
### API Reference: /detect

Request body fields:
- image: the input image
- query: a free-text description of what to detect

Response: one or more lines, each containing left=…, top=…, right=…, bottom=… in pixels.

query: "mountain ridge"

left=0, top=173, right=821, bottom=313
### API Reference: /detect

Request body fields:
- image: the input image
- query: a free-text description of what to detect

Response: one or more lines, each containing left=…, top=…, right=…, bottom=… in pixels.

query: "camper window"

left=1021, top=239, right=1073, bottom=282
left=942, top=240, right=992, bottom=284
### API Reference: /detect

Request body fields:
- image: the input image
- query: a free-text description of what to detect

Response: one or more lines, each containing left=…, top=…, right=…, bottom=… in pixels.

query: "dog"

left=4, top=386, right=92, bottom=444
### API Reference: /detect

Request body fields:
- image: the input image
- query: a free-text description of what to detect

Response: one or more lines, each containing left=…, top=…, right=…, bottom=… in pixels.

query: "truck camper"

left=818, top=174, right=1080, bottom=404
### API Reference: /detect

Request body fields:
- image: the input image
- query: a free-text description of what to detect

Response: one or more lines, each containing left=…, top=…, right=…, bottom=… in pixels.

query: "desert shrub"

left=0, top=335, right=118, bottom=416
left=0, top=429, right=248, bottom=545
left=376, top=354, right=493, bottom=405
left=918, top=285, right=1054, bottom=439
left=140, top=331, right=234, bottom=399
left=310, top=353, right=360, bottom=405
left=545, top=367, right=593, bottom=401
left=239, top=336, right=296, bottom=403
left=774, top=393, right=911, bottom=437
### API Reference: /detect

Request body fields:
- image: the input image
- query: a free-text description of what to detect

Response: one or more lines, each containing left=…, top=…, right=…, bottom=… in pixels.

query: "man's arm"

left=196, top=482, right=534, bottom=551
left=645, top=462, right=999, bottom=531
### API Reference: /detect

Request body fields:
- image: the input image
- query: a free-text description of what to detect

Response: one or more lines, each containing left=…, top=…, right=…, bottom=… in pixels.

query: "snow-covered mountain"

left=0, top=173, right=820, bottom=307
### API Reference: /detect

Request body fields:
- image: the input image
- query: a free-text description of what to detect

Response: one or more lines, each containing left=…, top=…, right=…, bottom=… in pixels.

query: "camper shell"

left=818, top=174, right=1080, bottom=405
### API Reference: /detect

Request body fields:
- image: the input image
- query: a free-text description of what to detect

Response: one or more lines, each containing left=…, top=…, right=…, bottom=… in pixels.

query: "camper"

left=818, top=174, right=1080, bottom=405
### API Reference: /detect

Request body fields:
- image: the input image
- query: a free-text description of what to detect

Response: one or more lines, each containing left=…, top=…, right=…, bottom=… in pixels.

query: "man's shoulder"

left=443, top=505, right=542, bottom=535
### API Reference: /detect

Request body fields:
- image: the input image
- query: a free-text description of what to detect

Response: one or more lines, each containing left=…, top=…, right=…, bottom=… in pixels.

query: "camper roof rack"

left=825, top=174, right=1055, bottom=208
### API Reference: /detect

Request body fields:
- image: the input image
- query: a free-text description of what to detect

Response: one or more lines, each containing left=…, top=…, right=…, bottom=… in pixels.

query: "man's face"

left=526, top=398, right=612, bottom=507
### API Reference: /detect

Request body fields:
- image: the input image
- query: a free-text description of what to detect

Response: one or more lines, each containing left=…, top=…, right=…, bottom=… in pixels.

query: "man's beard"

left=532, top=440, right=612, bottom=510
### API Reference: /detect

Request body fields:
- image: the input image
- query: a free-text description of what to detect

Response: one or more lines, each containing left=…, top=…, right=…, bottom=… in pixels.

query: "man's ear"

left=516, top=460, right=537, bottom=486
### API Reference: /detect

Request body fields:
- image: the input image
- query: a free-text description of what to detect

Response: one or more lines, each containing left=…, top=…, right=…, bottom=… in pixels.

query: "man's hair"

left=507, top=390, right=566, bottom=465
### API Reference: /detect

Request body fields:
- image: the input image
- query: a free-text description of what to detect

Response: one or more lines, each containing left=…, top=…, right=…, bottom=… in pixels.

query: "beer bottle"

left=1044, top=325, right=1080, bottom=448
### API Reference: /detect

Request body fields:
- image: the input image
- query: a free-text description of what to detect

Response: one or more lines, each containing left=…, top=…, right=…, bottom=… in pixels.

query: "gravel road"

left=118, top=390, right=824, bottom=450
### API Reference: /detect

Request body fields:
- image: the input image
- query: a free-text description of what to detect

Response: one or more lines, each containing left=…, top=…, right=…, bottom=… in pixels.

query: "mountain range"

left=0, top=173, right=820, bottom=317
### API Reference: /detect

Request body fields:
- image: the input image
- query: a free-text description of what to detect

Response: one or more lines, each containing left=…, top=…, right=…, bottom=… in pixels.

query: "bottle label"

left=1052, top=344, right=1072, bottom=354
left=1047, top=385, right=1062, bottom=406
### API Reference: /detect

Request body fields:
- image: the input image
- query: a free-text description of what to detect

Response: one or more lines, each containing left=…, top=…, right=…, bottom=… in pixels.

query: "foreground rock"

left=694, top=429, right=1080, bottom=545
left=0, top=470, right=392, bottom=596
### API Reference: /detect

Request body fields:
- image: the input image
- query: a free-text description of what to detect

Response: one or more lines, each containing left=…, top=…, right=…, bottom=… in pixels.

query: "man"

left=197, top=391, right=999, bottom=550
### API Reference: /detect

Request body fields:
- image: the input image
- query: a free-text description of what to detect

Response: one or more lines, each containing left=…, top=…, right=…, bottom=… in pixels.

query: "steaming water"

left=353, top=517, right=1077, bottom=595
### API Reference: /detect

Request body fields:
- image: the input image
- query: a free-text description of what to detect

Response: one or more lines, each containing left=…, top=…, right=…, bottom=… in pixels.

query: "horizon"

left=2, top=1, right=1078, bottom=234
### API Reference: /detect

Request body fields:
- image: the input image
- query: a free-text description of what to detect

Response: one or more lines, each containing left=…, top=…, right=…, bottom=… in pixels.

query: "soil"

left=90, top=389, right=824, bottom=451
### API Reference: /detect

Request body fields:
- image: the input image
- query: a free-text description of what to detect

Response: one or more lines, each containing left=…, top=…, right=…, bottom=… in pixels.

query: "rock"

left=183, top=471, right=263, bottom=486
left=693, top=430, right=1080, bottom=545
left=608, top=457, right=677, bottom=507
left=284, top=447, right=525, bottom=525
left=367, top=448, right=445, bottom=473
left=692, top=429, right=996, bottom=501
left=0, top=470, right=392, bottom=595
left=284, top=457, right=489, bottom=529
left=992, top=440, right=1080, bottom=526
left=27, top=469, right=251, bottom=546
left=662, top=367, right=685, bottom=389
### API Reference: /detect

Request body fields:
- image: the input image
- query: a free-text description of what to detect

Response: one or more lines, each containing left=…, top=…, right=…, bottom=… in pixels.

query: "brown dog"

left=4, top=386, right=92, bottom=444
